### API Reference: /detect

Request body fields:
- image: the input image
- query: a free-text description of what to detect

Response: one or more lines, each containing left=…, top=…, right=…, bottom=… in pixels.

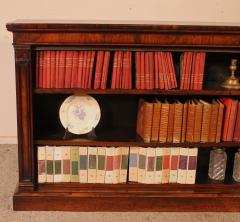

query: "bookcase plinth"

left=13, top=184, right=240, bottom=212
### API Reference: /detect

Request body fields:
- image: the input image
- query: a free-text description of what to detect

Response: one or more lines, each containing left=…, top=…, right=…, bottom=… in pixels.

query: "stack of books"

left=129, top=147, right=198, bottom=184
left=136, top=98, right=224, bottom=143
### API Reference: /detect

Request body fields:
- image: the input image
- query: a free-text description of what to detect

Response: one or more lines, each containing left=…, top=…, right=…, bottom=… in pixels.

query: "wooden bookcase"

left=6, top=20, right=240, bottom=211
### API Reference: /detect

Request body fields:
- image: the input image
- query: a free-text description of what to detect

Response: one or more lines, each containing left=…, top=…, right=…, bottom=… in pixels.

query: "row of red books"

left=36, top=50, right=206, bottom=89
left=180, top=52, right=206, bottom=90
left=221, top=98, right=240, bottom=142
left=136, top=98, right=225, bottom=143
left=135, top=51, right=177, bottom=89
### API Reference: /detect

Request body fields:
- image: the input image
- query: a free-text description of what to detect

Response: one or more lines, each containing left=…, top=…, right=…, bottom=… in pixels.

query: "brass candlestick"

left=221, top=59, right=240, bottom=89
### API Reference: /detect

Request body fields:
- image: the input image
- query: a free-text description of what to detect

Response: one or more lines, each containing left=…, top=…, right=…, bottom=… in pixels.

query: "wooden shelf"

left=35, top=139, right=240, bottom=148
left=34, top=88, right=240, bottom=95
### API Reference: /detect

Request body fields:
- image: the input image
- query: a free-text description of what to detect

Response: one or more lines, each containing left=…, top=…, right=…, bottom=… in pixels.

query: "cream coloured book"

left=169, top=147, right=180, bottom=183
left=129, top=147, right=139, bottom=182
left=119, top=147, right=129, bottom=183
left=38, top=146, right=46, bottom=183
left=88, top=147, right=97, bottom=183
left=97, top=147, right=106, bottom=183
left=54, top=146, right=63, bottom=183
left=177, top=148, right=189, bottom=184
left=79, top=146, right=88, bottom=183
left=155, top=147, right=163, bottom=184
left=138, top=147, right=147, bottom=184
left=145, top=148, right=156, bottom=184
left=46, top=146, right=54, bottom=183
left=62, top=146, right=71, bottom=182
left=186, top=148, right=198, bottom=184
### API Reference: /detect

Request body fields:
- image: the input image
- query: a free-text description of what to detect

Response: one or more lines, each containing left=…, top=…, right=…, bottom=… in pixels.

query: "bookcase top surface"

left=6, top=19, right=240, bottom=33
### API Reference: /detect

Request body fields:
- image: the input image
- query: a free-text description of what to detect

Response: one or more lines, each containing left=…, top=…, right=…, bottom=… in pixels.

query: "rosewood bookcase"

left=6, top=20, right=240, bottom=211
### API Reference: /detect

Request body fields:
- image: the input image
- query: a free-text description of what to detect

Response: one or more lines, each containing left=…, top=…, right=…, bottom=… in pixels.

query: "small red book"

left=227, top=99, right=238, bottom=141
left=64, top=51, right=73, bottom=88
left=111, top=51, right=118, bottom=89
left=233, top=102, right=240, bottom=142
left=94, top=51, right=104, bottom=89
left=154, top=52, right=159, bottom=89
left=135, top=52, right=141, bottom=89
left=71, top=51, right=79, bottom=88
left=221, top=98, right=232, bottom=141
left=149, top=52, right=155, bottom=89
left=140, top=52, right=145, bottom=89
left=58, top=51, right=66, bottom=88
left=87, top=51, right=96, bottom=88
left=197, top=52, right=206, bottom=90
left=50, top=51, right=56, bottom=88
left=100, top=51, right=110, bottom=89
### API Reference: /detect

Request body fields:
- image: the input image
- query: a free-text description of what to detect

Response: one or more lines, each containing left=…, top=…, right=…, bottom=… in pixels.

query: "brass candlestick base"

left=221, top=59, right=240, bottom=89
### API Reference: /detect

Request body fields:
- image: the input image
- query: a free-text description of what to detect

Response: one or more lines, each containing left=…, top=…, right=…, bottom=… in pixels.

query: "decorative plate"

left=59, top=94, right=101, bottom=134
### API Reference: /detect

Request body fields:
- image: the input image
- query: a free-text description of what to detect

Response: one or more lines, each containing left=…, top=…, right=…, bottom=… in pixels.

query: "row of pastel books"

left=129, top=147, right=198, bottom=184
left=180, top=52, right=206, bottom=90
left=38, top=146, right=198, bottom=184
left=136, top=98, right=225, bottom=143
left=38, top=146, right=129, bottom=184
left=36, top=50, right=206, bottom=90
left=221, top=98, right=240, bottom=142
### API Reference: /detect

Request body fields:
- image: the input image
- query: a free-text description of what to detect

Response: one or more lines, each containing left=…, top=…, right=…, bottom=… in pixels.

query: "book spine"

left=38, top=146, right=46, bottom=183
left=55, top=51, right=60, bottom=88
left=129, top=147, right=139, bottom=182
left=81, top=51, right=88, bottom=88
left=87, top=51, right=96, bottom=88
left=186, top=101, right=196, bottom=142
left=173, top=102, right=183, bottom=143
left=62, top=146, right=71, bottom=182
left=226, top=99, right=238, bottom=141
left=38, top=51, right=43, bottom=88
left=162, top=147, right=170, bottom=184
left=200, top=102, right=212, bottom=142
left=140, top=52, right=145, bottom=89
left=197, top=52, right=206, bottom=90
left=159, top=102, right=169, bottom=143
left=105, top=147, right=115, bottom=184
left=79, top=146, right=88, bottom=183
left=46, top=146, right=54, bottom=183
left=157, top=52, right=164, bottom=89
left=50, top=51, right=56, bottom=88
left=167, top=103, right=175, bottom=142
left=45, top=51, right=51, bottom=88
left=54, top=146, right=63, bottom=183
left=138, top=147, right=147, bottom=184
left=154, top=52, right=159, bottom=89
left=135, top=52, right=141, bottom=89
left=149, top=52, right=155, bottom=89
left=177, top=148, right=189, bottom=184
left=64, top=51, right=73, bottom=88
left=186, top=148, right=198, bottom=184
left=151, top=102, right=161, bottom=142
left=208, top=103, right=219, bottom=142
left=181, top=103, right=188, bottom=142
left=145, top=148, right=156, bottom=184
left=119, top=147, right=129, bottom=183
left=142, top=101, right=153, bottom=142
left=110, top=51, right=118, bottom=89
left=77, top=51, right=84, bottom=88
left=96, top=147, right=106, bottom=183
left=70, top=146, right=79, bottom=182
left=155, top=147, right=163, bottom=184
left=193, top=102, right=203, bottom=142
left=215, top=101, right=224, bottom=143
left=233, top=102, right=240, bottom=142
left=113, top=147, right=121, bottom=184
left=169, top=147, right=180, bottom=183
left=100, top=51, right=110, bottom=89
left=71, top=51, right=79, bottom=88
left=58, top=51, right=66, bottom=88
left=88, top=146, right=97, bottom=183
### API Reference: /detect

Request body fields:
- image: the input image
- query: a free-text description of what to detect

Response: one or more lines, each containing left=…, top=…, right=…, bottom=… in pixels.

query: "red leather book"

left=164, top=52, right=173, bottom=89
left=81, top=51, right=88, bottom=88
left=111, top=51, right=119, bottom=89
left=190, top=52, right=196, bottom=90
left=94, top=51, right=104, bottom=89
left=196, top=52, right=206, bottom=90
left=221, top=98, right=232, bottom=141
left=128, top=51, right=132, bottom=89
left=122, top=51, right=127, bottom=89
left=215, top=99, right=224, bottom=143
left=135, top=52, right=141, bottom=89
left=50, top=51, right=56, bottom=88
left=100, top=51, right=110, bottom=89
left=88, top=51, right=96, bottom=88
left=140, top=52, right=145, bottom=89
left=185, top=52, right=193, bottom=90
left=226, top=99, right=238, bottom=141
left=38, top=51, right=44, bottom=88
left=58, top=51, right=66, bottom=88
left=180, top=52, right=187, bottom=90
left=46, top=51, right=52, bottom=88
left=55, top=51, right=60, bottom=88
left=116, top=51, right=123, bottom=89
left=233, top=102, right=240, bottom=142
left=71, top=51, right=79, bottom=88
left=77, top=51, right=83, bottom=88
left=36, top=51, right=39, bottom=88
left=154, top=52, right=159, bottom=89
left=149, top=52, right=155, bottom=89
left=64, top=51, right=73, bottom=88
left=157, top=52, right=164, bottom=89
left=145, top=52, right=150, bottom=89
left=192, top=53, right=200, bottom=90
left=167, top=52, right=177, bottom=89
left=160, top=52, right=169, bottom=89
left=85, top=51, right=92, bottom=88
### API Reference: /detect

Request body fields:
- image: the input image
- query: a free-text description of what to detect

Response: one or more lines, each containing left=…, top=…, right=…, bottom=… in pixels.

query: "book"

left=151, top=100, right=161, bottom=142
left=46, top=146, right=54, bottom=183
left=77, top=51, right=84, bottom=88
left=208, top=99, right=219, bottom=142
left=167, top=102, right=175, bottom=142
left=181, top=102, right=188, bottom=142
left=135, top=51, right=141, bottom=89
left=186, top=148, right=198, bottom=184
left=58, top=51, right=66, bottom=88
left=155, top=147, right=163, bottom=184
left=64, top=51, right=73, bottom=88
left=200, top=100, right=212, bottom=142
left=94, top=51, right=104, bottom=89
left=215, top=99, right=224, bottom=143
left=193, top=100, right=203, bottom=142
left=79, top=146, right=88, bottom=183
left=226, top=99, right=238, bottom=141
left=70, top=146, right=79, bottom=182
left=38, top=146, right=46, bottom=183
left=105, top=147, right=115, bottom=184
left=100, top=51, right=110, bottom=89
left=88, top=146, right=97, bottom=183
left=71, top=51, right=79, bottom=88
left=169, top=147, right=180, bottom=183
left=138, top=147, right=147, bottom=183
left=113, top=147, right=121, bottom=184
left=186, top=100, right=196, bottom=142
left=50, top=51, right=56, bottom=88
left=129, top=147, right=139, bottom=182
left=162, top=147, right=170, bottom=184
left=145, top=148, right=156, bottom=184
left=177, top=148, right=189, bottom=184
left=173, top=100, right=183, bottom=143
left=119, top=147, right=129, bottom=183
left=62, top=146, right=71, bottom=182
left=54, top=146, right=62, bottom=183
left=233, top=102, right=240, bottom=142
left=159, top=100, right=170, bottom=142
left=97, top=147, right=106, bottom=183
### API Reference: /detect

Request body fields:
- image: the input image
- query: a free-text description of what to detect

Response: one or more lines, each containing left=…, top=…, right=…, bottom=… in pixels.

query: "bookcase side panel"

left=14, top=44, right=35, bottom=192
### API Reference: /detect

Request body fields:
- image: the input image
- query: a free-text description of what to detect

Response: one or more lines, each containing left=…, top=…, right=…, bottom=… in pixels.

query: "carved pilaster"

left=14, top=44, right=35, bottom=192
